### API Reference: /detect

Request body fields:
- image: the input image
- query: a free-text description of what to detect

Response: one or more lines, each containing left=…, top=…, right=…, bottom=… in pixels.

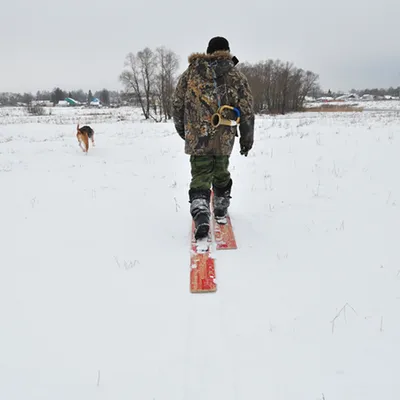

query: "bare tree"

left=138, top=48, right=157, bottom=119
left=119, top=52, right=142, bottom=108
left=297, top=70, right=319, bottom=109
left=119, top=47, right=158, bottom=120
left=155, top=46, right=179, bottom=121
left=239, top=62, right=267, bottom=113
left=120, top=46, right=179, bottom=121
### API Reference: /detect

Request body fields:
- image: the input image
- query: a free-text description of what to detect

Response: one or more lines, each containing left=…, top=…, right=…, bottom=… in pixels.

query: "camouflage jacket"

left=172, top=51, right=254, bottom=156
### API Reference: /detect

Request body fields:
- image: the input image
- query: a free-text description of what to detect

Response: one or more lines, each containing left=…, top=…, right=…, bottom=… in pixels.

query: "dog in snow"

left=76, top=123, right=95, bottom=153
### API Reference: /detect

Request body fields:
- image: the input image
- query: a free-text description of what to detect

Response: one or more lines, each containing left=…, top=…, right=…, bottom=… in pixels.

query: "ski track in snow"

left=0, top=108, right=400, bottom=399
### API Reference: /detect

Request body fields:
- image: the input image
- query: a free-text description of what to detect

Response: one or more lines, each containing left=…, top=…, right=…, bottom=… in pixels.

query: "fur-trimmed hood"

left=188, top=50, right=233, bottom=64
left=187, top=50, right=235, bottom=78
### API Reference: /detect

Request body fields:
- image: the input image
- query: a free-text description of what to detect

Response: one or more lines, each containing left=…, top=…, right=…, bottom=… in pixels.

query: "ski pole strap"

left=210, top=63, right=221, bottom=108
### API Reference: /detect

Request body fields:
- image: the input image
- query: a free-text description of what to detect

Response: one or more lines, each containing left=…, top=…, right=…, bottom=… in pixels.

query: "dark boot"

left=213, top=179, right=232, bottom=222
left=189, top=189, right=211, bottom=240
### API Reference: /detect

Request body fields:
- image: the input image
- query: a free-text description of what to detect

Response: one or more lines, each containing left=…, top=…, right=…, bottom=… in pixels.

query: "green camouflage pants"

left=190, top=155, right=231, bottom=190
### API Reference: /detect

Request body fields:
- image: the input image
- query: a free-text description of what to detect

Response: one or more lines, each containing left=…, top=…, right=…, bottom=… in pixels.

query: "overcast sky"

left=1, top=0, right=399, bottom=94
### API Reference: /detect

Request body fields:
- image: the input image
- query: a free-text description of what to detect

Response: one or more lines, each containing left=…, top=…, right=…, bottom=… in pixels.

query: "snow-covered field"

left=0, top=106, right=144, bottom=125
left=1, top=108, right=399, bottom=399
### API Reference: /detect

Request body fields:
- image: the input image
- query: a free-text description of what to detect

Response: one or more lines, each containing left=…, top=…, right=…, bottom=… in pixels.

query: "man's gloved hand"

left=239, top=138, right=252, bottom=157
left=240, top=145, right=249, bottom=156
left=238, top=117, right=254, bottom=157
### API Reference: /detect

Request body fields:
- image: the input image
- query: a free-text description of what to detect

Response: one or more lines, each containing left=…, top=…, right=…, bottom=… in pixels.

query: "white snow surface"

left=1, top=108, right=400, bottom=399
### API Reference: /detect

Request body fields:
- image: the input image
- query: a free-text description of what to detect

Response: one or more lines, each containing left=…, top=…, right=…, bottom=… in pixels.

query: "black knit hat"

left=206, top=36, right=230, bottom=54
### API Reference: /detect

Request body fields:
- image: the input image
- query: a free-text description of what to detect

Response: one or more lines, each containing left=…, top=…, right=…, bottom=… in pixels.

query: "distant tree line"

left=238, top=60, right=320, bottom=114
left=3, top=45, right=400, bottom=118
left=349, top=87, right=400, bottom=97
left=0, top=88, right=124, bottom=107
left=316, top=87, right=400, bottom=99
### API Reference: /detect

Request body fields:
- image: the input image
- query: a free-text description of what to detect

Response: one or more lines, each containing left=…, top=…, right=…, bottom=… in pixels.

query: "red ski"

left=213, top=214, right=237, bottom=250
left=210, top=190, right=237, bottom=250
left=189, top=192, right=237, bottom=293
left=189, top=221, right=216, bottom=293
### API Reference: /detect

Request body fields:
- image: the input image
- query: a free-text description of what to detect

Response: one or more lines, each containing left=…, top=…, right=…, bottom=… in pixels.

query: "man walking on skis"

left=172, top=36, right=255, bottom=240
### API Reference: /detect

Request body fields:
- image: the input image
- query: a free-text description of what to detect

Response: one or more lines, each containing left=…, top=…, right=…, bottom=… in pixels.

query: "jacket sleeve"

left=237, top=72, right=255, bottom=150
left=172, top=69, right=189, bottom=140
